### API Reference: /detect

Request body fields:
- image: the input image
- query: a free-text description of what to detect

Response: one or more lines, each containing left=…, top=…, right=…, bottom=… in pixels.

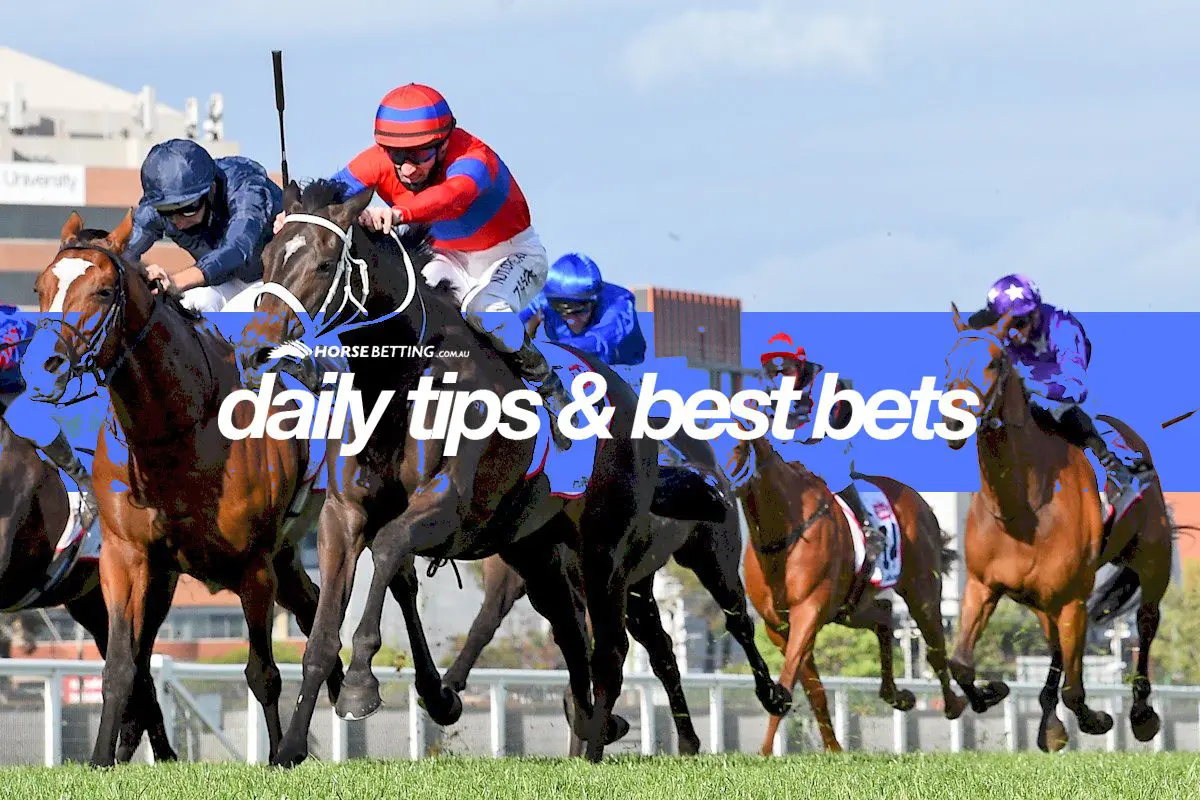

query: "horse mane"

left=965, top=307, right=1001, bottom=330
left=70, top=229, right=203, bottom=324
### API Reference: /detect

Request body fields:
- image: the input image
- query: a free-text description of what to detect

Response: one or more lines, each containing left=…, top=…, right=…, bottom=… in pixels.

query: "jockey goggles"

left=549, top=299, right=595, bottom=317
left=157, top=196, right=206, bottom=219
left=387, top=144, right=441, bottom=166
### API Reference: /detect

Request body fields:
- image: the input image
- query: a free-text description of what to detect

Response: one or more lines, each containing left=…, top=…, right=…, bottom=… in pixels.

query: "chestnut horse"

left=0, top=401, right=176, bottom=762
left=725, top=432, right=965, bottom=753
left=27, top=212, right=339, bottom=767
left=941, top=304, right=1173, bottom=751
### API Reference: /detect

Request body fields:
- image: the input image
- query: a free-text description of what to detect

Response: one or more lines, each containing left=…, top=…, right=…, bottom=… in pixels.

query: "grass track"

left=2, top=753, right=1199, bottom=800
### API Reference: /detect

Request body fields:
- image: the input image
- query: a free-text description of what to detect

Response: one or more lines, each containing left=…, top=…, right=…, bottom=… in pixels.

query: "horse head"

left=941, top=301, right=1029, bottom=450
left=27, top=211, right=196, bottom=404
left=236, top=179, right=437, bottom=392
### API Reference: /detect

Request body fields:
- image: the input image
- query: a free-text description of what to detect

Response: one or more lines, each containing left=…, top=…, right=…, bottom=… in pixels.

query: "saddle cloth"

left=524, top=342, right=609, bottom=498
left=832, top=479, right=902, bottom=590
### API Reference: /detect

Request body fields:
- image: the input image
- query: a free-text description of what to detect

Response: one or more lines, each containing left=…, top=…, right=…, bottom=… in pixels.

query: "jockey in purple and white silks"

left=978, top=273, right=1153, bottom=520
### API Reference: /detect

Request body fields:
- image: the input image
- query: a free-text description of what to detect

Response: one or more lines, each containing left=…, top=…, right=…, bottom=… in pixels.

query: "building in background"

left=0, top=46, right=241, bottom=306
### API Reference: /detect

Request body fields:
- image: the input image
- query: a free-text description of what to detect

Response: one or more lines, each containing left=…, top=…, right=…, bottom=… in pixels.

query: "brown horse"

left=941, top=305, right=1173, bottom=751
left=27, top=212, right=339, bottom=767
left=725, top=431, right=965, bottom=753
left=443, top=510, right=792, bottom=756
left=0, top=398, right=176, bottom=762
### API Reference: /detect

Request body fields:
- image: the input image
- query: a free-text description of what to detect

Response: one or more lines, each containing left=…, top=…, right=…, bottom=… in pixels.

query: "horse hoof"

left=981, top=680, right=1010, bottom=710
left=1081, top=710, right=1114, bottom=736
left=678, top=734, right=702, bottom=756
left=888, top=689, right=917, bottom=712
left=605, top=713, right=631, bottom=744
left=421, top=687, right=464, bottom=726
left=944, top=693, right=969, bottom=721
left=760, top=682, right=793, bottom=717
left=270, top=745, right=308, bottom=769
left=1131, top=707, right=1161, bottom=742
left=1038, top=718, right=1069, bottom=753
left=335, top=681, right=383, bottom=721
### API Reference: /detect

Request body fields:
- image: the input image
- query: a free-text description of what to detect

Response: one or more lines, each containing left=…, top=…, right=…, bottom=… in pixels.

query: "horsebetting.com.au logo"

left=216, top=370, right=981, bottom=457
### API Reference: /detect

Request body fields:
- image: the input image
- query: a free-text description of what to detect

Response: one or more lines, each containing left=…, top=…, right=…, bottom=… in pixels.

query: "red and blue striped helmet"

left=374, top=84, right=456, bottom=149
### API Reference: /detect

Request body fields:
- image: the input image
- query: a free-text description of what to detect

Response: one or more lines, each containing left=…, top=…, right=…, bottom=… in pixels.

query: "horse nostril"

left=252, top=347, right=273, bottom=369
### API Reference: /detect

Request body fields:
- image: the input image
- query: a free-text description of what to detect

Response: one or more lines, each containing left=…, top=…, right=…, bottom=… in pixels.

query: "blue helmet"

left=545, top=253, right=602, bottom=303
left=140, top=139, right=217, bottom=210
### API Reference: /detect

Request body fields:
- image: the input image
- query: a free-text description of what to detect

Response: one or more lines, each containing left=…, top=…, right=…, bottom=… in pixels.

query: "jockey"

left=0, top=304, right=100, bottom=535
left=520, top=252, right=647, bottom=367
left=742, top=333, right=886, bottom=562
left=289, top=83, right=573, bottom=450
left=980, top=273, right=1153, bottom=520
left=126, top=139, right=280, bottom=313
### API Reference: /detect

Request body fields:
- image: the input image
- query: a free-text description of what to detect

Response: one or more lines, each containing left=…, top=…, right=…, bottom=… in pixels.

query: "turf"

left=2, top=753, right=1199, bottom=800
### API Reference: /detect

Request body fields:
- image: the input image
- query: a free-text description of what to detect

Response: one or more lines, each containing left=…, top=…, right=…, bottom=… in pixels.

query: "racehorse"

left=724, top=429, right=965, bottom=754
left=28, top=212, right=339, bottom=767
left=941, top=304, right=1173, bottom=751
left=0, top=400, right=177, bottom=762
left=443, top=510, right=792, bottom=755
left=234, top=180, right=731, bottom=765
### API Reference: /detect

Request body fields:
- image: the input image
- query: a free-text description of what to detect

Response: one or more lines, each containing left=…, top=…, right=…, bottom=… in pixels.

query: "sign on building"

left=0, top=162, right=86, bottom=206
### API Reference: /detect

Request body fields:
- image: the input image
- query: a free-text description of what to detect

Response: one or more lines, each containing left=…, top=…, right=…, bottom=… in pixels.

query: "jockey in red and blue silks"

left=0, top=304, right=102, bottom=534
left=276, top=83, right=573, bottom=450
left=520, top=252, right=647, bottom=367
left=727, top=333, right=885, bottom=562
left=979, top=273, right=1153, bottom=520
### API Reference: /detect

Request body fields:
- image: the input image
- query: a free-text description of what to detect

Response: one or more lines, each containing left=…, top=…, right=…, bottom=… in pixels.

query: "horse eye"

left=96, top=287, right=115, bottom=300
left=317, top=260, right=337, bottom=273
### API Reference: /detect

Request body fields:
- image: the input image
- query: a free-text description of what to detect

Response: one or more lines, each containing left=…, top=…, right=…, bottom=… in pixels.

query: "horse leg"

left=272, top=543, right=345, bottom=705
left=903, top=585, right=968, bottom=720
left=1057, top=599, right=1113, bottom=737
left=273, top=499, right=366, bottom=768
left=948, top=576, right=1009, bottom=712
left=66, top=589, right=179, bottom=763
left=442, top=556, right=528, bottom=693
left=762, top=600, right=840, bottom=754
left=848, top=597, right=915, bottom=712
left=370, top=558, right=463, bottom=726
left=239, top=559, right=285, bottom=759
left=624, top=574, right=701, bottom=755
left=89, top=538, right=163, bottom=768
left=1032, top=609, right=1069, bottom=752
left=1129, top=601, right=1162, bottom=741
left=672, top=524, right=792, bottom=717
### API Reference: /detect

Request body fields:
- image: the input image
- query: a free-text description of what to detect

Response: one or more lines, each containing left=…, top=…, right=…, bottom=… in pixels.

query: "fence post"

left=409, top=683, right=426, bottom=760
left=709, top=686, right=725, bottom=753
left=246, top=689, right=267, bottom=763
left=150, top=654, right=177, bottom=760
left=950, top=714, right=964, bottom=752
left=330, top=707, right=348, bottom=762
left=490, top=682, right=507, bottom=758
left=1106, top=694, right=1121, bottom=752
left=892, top=708, right=908, bottom=753
left=834, top=690, right=849, bottom=747
left=43, top=669, right=62, bottom=767
left=639, top=682, right=656, bottom=755
left=1004, top=695, right=1019, bottom=752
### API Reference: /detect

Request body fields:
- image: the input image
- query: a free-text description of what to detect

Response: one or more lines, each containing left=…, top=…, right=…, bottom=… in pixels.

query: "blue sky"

left=7, top=0, right=1199, bottom=313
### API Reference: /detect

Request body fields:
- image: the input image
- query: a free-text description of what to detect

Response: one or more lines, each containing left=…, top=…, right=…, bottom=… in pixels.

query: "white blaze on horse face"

left=49, top=258, right=95, bottom=313
left=283, top=234, right=307, bottom=264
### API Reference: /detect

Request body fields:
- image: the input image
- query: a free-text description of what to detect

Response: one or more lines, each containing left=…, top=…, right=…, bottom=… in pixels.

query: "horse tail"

left=939, top=529, right=957, bottom=574
left=1087, top=563, right=1143, bottom=625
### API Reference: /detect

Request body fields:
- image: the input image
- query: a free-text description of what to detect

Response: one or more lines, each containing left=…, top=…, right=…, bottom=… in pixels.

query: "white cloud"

left=620, top=6, right=884, bottom=90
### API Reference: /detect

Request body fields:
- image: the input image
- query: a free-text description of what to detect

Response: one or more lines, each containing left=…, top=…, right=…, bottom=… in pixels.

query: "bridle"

left=257, top=213, right=428, bottom=346
left=946, top=327, right=1015, bottom=432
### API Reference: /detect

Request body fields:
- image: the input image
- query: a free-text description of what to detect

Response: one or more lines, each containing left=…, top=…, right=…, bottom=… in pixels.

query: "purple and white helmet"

left=986, top=274, right=1041, bottom=317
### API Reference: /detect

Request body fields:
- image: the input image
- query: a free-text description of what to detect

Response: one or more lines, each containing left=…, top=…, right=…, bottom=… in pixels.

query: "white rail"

left=1, top=656, right=1197, bottom=764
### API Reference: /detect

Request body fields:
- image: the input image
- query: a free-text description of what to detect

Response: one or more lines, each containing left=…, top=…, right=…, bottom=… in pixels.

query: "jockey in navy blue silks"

left=126, top=139, right=281, bottom=313
left=0, top=303, right=103, bottom=535
left=976, top=273, right=1154, bottom=521
left=520, top=252, right=647, bottom=367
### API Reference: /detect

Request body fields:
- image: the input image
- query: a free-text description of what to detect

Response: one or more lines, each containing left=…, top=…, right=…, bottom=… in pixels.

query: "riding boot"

left=511, top=337, right=573, bottom=451
left=1086, top=433, right=1153, bottom=520
left=41, top=430, right=99, bottom=534
left=840, top=481, right=883, bottom=563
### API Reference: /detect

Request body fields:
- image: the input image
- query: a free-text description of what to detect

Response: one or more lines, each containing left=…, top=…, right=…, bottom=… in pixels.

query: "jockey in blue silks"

left=977, top=273, right=1154, bottom=521
left=0, top=304, right=104, bottom=534
left=726, top=332, right=886, bottom=562
left=520, top=252, right=648, bottom=397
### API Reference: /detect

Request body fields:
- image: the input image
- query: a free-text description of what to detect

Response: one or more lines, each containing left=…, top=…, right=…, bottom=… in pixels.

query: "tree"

left=438, top=628, right=565, bottom=671
left=1149, top=559, right=1200, bottom=685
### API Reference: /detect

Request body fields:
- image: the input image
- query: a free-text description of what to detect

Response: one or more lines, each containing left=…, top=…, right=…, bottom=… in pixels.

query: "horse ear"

left=60, top=211, right=84, bottom=244
left=283, top=180, right=303, bottom=213
left=951, top=302, right=967, bottom=332
left=105, top=209, right=136, bottom=253
left=329, top=188, right=375, bottom=229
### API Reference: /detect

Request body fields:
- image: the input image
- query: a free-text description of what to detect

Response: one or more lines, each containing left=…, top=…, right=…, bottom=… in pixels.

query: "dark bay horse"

left=724, top=431, right=965, bottom=753
left=236, top=181, right=729, bottom=764
left=444, top=509, right=792, bottom=755
left=28, top=212, right=339, bottom=767
left=0, top=400, right=177, bottom=762
left=941, top=304, right=1173, bottom=751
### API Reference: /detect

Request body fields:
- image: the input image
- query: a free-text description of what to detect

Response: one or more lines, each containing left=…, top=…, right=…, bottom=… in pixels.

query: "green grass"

left=2, top=754, right=1200, bottom=800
